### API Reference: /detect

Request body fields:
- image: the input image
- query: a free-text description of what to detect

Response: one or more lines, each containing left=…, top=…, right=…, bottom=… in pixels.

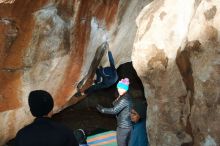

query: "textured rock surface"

left=0, top=0, right=151, bottom=145
left=132, top=0, right=220, bottom=146
left=1, top=0, right=220, bottom=145
left=0, top=0, right=15, bottom=4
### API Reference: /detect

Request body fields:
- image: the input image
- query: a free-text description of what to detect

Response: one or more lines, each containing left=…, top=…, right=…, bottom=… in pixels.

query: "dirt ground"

left=52, top=106, right=117, bottom=136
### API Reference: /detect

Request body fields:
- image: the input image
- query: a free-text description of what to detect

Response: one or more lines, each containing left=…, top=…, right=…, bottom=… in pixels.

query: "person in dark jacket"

left=129, top=99, right=148, bottom=146
left=14, top=90, right=78, bottom=146
left=75, top=50, right=118, bottom=97
left=96, top=78, right=132, bottom=146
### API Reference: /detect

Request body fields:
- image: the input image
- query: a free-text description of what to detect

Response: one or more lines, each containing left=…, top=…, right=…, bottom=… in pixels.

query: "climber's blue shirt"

left=129, top=119, right=148, bottom=146
left=99, top=51, right=118, bottom=85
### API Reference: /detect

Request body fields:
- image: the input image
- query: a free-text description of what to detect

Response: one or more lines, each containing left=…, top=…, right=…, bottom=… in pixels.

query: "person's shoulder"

left=15, top=122, right=35, bottom=138
left=119, top=94, right=131, bottom=103
left=123, top=93, right=132, bottom=99
left=123, top=93, right=133, bottom=103
left=51, top=120, right=73, bottom=135
left=51, top=120, right=70, bottom=130
left=51, top=121, right=78, bottom=145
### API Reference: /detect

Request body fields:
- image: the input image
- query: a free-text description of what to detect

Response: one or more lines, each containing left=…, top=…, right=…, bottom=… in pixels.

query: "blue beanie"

left=117, top=78, right=129, bottom=91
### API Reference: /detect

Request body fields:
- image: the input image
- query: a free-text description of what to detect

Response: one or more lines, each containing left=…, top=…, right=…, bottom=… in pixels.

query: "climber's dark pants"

left=84, top=69, right=115, bottom=95
left=116, top=127, right=131, bottom=146
left=84, top=82, right=109, bottom=95
left=95, top=68, right=102, bottom=84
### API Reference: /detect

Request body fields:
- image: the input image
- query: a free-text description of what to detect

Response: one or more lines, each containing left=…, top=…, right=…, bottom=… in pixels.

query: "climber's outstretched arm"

left=108, top=51, right=115, bottom=68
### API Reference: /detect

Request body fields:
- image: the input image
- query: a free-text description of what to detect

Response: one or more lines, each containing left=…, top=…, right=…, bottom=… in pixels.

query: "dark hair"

left=74, top=129, right=87, bottom=144
left=28, top=90, right=54, bottom=117
left=132, top=99, right=147, bottom=119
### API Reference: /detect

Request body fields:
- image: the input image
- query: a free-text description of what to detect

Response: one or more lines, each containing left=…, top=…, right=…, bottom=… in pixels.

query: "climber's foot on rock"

left=77, top=76, right=87, bottom=90
left=74, top=91, right=85, bottom=97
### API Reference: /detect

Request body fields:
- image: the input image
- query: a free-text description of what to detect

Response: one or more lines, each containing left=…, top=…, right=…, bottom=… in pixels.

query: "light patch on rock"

left=22, top=55, right=70, bottom=90
left=132, top=0, right=220, bottom=146
left=0, top=109, right=34, bottom=145
left=0, top=111, right=11, bottom=144
left=25, top=5, right=68, bottom=64
left=33, top=5, right=66, bottom=51
left=91, top=17, right=109, bottom=43
left=111, top=0, right=152, bottom=66
left=198, top=65, right=213, bottom=82
left=133, top=0, right=196, bottom=79
left=0, top=0, right=15, bottom=4
left=162, top=132, right=192, bottom=146
left=80, top=17, right=109, bottom=79
left=153, top=105, right=158, bottom=112
left=188, top=0, right=220, bottom=42
left=0, top=18, right=11, bottom=25
left=162, top=132, right=181, bottom=146
left=202, top=135, right=217, bottom=146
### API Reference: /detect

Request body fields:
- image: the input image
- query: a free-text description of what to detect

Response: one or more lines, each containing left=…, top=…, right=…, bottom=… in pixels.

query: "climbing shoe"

left=74, top=91, right=83, bottom=97
left=77, top=76, right=87, bottom=90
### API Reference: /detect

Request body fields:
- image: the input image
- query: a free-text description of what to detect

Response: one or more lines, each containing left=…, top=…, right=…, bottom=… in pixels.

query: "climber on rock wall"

left=74, top=43, right=118, bottom=97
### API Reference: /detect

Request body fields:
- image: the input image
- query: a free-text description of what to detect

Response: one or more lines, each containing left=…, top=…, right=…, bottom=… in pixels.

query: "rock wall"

left=0, top=0, right=15, bottom=4
left=0, top=0, right=151, bottom=145
left=132, top=0, right=220, bottom=145
left=1, top=0, right=219, bottom=145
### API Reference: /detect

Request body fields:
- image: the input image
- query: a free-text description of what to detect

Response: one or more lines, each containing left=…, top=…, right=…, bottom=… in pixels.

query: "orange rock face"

left=3, top=0, right=220, bottom=145
left=2, top=0, right=220, bottom=146
left=0, top=0, right=121, bottom=111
